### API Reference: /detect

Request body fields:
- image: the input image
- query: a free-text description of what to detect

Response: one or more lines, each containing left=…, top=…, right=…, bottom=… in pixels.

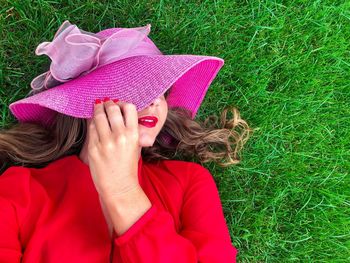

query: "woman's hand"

left=86, top=97, right=141, bottom=200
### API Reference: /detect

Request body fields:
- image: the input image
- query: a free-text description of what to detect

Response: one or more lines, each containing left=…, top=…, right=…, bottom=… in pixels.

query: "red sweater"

left=0, top=154, right=238, bottom=262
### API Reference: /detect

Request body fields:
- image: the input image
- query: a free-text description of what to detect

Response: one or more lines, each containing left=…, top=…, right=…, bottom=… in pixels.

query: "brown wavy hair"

left=0, top=90, right=253, bottom=174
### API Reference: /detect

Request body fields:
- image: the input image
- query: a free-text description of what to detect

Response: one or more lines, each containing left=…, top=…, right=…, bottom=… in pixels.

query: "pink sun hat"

left=9, top=20, right=225, bottom=129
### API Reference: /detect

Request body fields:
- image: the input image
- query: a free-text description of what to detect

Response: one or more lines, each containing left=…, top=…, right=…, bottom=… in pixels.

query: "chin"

left=139, top=137, right=156, bottom=147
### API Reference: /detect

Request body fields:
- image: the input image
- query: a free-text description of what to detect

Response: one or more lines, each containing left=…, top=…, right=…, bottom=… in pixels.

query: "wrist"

left=100, top=183, right=141, bottom=201
left=99, top=185, right=152, bottom=236
left=100, top=184, right=142, bottom=204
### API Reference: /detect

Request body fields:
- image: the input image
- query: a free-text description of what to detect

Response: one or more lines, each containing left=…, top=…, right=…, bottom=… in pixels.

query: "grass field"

left=1, top=1, right=349, bottom=262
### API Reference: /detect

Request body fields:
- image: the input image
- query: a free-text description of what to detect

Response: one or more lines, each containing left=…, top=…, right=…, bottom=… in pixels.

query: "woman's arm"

left=107, top=164, right=238, bottom=263
left=101, top=185, right=152, bottom=237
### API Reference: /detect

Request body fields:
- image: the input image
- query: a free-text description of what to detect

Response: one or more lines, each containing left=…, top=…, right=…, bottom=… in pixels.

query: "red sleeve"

left=112, top=163, right=238, bottom=262
left=0, top=167, right=29, bottom=263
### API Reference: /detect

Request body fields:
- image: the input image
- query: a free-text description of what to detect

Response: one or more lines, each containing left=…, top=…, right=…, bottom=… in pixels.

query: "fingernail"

left=95, top=99, right=102, bottom=104
left=103, top=97, right=110, bottom=102
left=112, top=99, right=119, bottom=103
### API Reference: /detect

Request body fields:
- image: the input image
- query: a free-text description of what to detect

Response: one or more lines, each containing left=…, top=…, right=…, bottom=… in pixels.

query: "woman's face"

left=137, top=92, right=168, bottom=147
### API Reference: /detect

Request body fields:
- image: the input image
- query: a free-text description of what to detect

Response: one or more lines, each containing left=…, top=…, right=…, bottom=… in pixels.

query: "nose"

left=149, top=97, right=161, bottom=107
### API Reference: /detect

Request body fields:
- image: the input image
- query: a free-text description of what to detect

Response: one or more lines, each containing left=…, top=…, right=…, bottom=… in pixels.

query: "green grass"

left=1, top=0, right=349, bottom=261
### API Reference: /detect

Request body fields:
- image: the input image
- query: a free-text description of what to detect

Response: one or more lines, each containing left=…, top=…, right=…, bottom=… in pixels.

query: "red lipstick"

left=138, top=116, right=158, bottom=128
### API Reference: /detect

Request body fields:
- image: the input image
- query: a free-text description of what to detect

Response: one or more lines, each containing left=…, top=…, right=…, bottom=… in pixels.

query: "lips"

left=138, top=116, right=158, bottom=127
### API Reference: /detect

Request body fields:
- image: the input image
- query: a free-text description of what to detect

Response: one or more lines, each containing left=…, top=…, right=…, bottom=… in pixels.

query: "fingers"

left=117, top=103, right=138, bottom=130
left=103, top=100, right=125, bottom=134
left=93, top=100, right=112, bottom=142
left=87, top=118, right=100, bottom=149
left=93, top=98, right=138, bottom=142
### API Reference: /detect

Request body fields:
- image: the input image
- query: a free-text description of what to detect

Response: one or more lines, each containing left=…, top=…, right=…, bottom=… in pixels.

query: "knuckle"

left=115, top=134, right=128, bottom=145
left=87, top=144, right=100, bottom=157
left=103, top=141, right=116, bottom=151
left=128, top=130, right=139, bottom=140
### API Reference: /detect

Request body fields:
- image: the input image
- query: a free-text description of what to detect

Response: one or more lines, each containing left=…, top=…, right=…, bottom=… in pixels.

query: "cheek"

left=161, top=104, right=168, bottom=123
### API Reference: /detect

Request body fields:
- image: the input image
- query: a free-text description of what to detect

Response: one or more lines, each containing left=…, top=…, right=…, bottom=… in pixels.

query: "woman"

left=0, top=20, right=252, bottom=262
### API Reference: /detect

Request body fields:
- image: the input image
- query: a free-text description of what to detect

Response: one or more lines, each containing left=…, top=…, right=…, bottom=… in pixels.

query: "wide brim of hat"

left=9, top=54, right=224, bottom=128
